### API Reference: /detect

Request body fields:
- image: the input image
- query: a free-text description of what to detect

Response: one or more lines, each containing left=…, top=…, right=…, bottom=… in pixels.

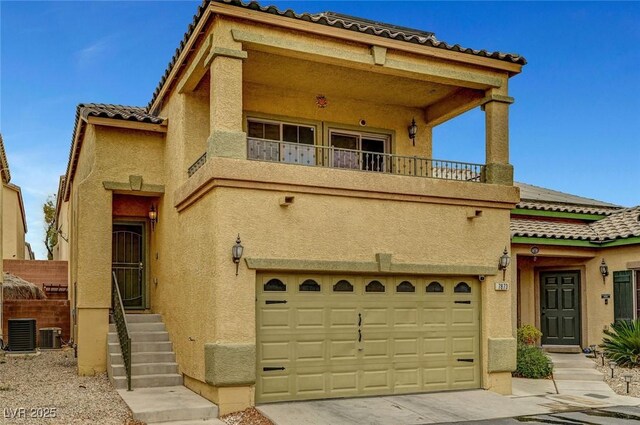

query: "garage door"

left=256, top=274, right=480, bottom=403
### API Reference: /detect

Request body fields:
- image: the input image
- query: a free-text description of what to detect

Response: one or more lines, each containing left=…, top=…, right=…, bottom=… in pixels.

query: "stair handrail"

left=112, top=272, right=132, bottom=391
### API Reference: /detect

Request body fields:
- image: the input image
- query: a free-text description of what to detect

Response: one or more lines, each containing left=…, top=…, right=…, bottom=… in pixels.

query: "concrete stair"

left=107, top=314, right=182, bottom=390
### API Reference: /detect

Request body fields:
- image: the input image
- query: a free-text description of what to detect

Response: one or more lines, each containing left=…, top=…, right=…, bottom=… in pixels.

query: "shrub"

left=517, top=325, right=542, bottom=346
left=514, top=345, right=553, bottom=379
left=601, top=320, right=640, bottom=367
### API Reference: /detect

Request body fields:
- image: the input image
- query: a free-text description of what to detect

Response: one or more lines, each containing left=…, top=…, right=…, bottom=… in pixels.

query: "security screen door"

left=112, top=223, right=145, bottom=309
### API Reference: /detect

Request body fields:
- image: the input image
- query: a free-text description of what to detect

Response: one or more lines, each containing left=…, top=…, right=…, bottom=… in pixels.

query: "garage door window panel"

left=396, top=281, right=416, bottom=293
left=365, top=280, right=385, bottom=293
left=333, top=280, right=354, bottom=292
left=426, top=281, right=444, bottom=293
left=264, top=278, right=287, bottom=292
left=299, top=279, right=321, bottom=292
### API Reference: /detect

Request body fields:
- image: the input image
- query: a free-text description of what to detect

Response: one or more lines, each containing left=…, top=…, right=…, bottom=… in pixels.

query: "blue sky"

left=1, top=1, right=639, bottom=259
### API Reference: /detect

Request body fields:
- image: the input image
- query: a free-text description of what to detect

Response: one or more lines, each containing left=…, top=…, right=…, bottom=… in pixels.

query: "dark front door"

left=112, top=223, right=145, bottom=309
left=540, top=271, right=580, bottom=345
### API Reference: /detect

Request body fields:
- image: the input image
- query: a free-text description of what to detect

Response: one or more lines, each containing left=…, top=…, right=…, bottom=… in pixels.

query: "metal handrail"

left=246, top=137, right=484, bottom=182
left=112, top=272, right=132, bottom=391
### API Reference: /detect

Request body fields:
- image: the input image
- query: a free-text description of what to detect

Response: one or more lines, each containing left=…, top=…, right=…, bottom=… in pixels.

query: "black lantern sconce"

left=232, top=234, right=244, bottom=276
left=498, top=247, right=511, bottom=280
left=408, top=118, right=417, bottom=146
left=148, top=205, right=158, bottom=231
left=600, top=259, right=609, bottom=284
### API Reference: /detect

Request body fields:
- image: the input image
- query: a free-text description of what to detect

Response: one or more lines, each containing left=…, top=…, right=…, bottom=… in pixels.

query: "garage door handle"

left=265, top=300, right=287, bottom=304
left=457, top=358, right=474, bottom=363
left=455, top=300, right=471, bottom=304
left=263, top=367, right=286, bottom=371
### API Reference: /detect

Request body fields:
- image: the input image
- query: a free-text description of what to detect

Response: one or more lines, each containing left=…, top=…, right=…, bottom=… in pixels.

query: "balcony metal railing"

left=246, top=137, right=484, bottom=182
left=188, top=152, right=207, bottom=177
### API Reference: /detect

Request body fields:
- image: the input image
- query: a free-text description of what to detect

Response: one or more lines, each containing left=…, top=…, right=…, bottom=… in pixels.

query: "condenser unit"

left=39, top=327, right=62, bottom=349
left=7, top=319, right=37, bottom=352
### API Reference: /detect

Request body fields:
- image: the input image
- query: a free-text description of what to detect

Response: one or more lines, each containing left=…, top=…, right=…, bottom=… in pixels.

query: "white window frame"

left=246, top=118, right=317, bottom=164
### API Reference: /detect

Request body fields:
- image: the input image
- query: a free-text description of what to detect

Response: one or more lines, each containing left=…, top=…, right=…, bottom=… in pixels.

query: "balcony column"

left=207, top=48, right=248, bottom=159
left=483, top=89, right=514, bottom=185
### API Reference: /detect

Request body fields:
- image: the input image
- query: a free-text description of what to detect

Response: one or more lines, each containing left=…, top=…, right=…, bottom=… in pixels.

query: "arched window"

left=426, top=281, right=444, bottom=293
left=299, top=279, right=320, bottom=292
left=454, top=282, right=471, bottom=293
left=365, top=280, right=385, bottom=293
left=264, top=278, right=286, bottom=292
left=396, top=281, right=415, bottom=293
left=333, top=279, right=353, bottom=292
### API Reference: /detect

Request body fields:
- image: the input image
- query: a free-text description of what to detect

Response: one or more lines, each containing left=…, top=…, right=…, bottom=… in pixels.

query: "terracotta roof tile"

left=78, top=103, right=163, bottom=124
left=147, top=0, right=526, bottom=110
left=511, top=218, right=597, bottom=240
left=516, top=200, right=620, bottom=216
left=0, top=133, right=10, bottom=183
left=514, top=182, right=622, bottom=215
left=511, top=207, right=640, bottom=242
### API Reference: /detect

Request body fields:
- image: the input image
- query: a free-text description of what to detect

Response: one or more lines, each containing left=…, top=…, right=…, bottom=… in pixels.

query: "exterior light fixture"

left=530, top=246, right=540, bottom=262
left=609, top=360, right=617, bottom=378
left=589, top=344, right=597, bottom=359
left=624, top=373, right=632, bottom=394
left=600, top=259, right=609, bottom=283
left=498, top=247, right=511, bottom=280
left=601, top=351, right=606, bottom=366
left=408, top=118, right=417, bottom=146
left=232, top=234, right=244, bottom=276
left=148, top=205, right=158, bottom=230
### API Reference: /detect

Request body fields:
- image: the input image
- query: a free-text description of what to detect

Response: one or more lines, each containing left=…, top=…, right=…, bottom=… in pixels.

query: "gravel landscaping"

left=0, top=348, right=137, bottom=424
left=220, top=408, right=273, bottom=425
left=592, top=355, right=640, bottom=398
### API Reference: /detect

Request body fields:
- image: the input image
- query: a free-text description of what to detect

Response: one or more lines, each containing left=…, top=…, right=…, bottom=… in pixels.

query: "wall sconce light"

left=600, top=259, right=609, bottom=283
left=498, top=247, right=511, bottom=280
left=232, top=234, right=244, bottom=276
left=530, top=246, right=540, bottom=262
left=408, top=118, right=417, bottom=146
left=148, top=205, right=158, bottom=230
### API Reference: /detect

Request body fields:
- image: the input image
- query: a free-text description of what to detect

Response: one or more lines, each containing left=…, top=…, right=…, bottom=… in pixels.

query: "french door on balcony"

left=329, top=130, right=389, bottom=172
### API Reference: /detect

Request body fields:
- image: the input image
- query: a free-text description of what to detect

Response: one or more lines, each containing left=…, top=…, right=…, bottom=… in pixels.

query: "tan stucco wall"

left=67, top=8, right=521, bottom=413
left=53, top=200, right=70, bottom=261
left=514, top=243, right=640, bottom=347
left=2, top=184, right=26, bottom=260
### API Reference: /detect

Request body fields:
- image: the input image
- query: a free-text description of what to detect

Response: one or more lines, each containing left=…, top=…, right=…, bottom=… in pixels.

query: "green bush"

left=517, top=324, right=542, bottom=346
left=514, top=345, right=553, bottom=379
left=601, top=320, right=640, bottom=367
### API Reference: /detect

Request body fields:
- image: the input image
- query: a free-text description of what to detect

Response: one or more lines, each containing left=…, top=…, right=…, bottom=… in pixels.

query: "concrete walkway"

left=258, top=353, right=640, bottom=425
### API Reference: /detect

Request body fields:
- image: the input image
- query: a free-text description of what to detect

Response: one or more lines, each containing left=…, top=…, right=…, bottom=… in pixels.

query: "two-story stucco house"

left=1, top=134, right=30, bottom=261
left=58, top=0, right=527, bottom=414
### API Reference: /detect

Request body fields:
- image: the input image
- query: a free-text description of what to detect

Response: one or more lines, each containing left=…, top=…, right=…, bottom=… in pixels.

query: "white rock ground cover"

left=593, top=355, right=640, bottom=398
left=0, top=348, right=138, bottom=424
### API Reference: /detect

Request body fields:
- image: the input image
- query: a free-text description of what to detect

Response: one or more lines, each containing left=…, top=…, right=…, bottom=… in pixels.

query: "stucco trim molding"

left=245, top=254, right=497, bottom=276
left=103, top=175, right=165, bottom=194
left=627, top=261, right=640, bottom=270
left=487, top=337, right=517, bottom=372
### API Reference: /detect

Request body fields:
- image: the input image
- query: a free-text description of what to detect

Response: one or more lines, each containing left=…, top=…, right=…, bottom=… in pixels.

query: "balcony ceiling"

left=243, top=50, right=460, bottom=109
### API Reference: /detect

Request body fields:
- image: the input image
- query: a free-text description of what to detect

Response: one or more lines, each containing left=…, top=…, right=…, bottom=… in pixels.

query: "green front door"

left=540, top=271, right=581, bottom=345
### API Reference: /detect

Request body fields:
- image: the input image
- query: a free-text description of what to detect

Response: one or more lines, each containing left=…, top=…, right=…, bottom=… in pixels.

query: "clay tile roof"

left=511, top=218, right=598, bottom=241
left=590, top=207, right=640, bottom=240
left=0, top=133, right=10, bottom=183
left=147, top=0, right=526, bottom=110
left=514, top=182, right=622, bottom=216
left=78, top=103, right=163, bottom=124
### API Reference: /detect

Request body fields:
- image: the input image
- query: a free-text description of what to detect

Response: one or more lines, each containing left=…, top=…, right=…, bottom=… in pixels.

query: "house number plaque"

left=495, top=282, right=509, bottom=291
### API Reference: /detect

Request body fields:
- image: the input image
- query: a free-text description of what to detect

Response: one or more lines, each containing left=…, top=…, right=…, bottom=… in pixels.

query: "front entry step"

left=542, top=345, right=582, bottom=354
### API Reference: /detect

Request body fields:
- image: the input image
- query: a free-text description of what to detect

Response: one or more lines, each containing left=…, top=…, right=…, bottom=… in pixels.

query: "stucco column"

left=483, top=92, right=514, bottom=185
left=207, top=49, right=248, bottom=159
left=75, top=182, right=112, bottom=375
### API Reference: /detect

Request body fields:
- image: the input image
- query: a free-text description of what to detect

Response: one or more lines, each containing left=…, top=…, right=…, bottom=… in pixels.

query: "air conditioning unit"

left=8, top=319, right=37, bottom=352
left=39, top=327, right=62, bottom=349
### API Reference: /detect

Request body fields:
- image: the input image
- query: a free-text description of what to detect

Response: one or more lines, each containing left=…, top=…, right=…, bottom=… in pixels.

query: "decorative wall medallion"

left=316, top=95, right=328, bottom=108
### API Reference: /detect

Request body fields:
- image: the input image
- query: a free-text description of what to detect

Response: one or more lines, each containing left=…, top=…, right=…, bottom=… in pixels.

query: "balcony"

left=189, top=138, right=485, bottom=182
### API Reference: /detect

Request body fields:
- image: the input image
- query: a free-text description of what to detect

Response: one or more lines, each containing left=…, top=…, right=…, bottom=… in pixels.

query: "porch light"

left=148, top=205, right=158, bottom=230
left=609, top=360, right=617, bottom=378
left=624, top=373, right=632, bottom=394
left=232, top=234, right=244, bottom=276
left=498, top=247, right=510, bottom=279
left=600, top=259, right=609, bottom=283
left=408, top=118, right=417, bottom=146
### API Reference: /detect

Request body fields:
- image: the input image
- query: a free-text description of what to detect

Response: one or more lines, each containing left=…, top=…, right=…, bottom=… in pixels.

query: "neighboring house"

left=0, top=135, right=29, bottom=260
left=53, top=176, right=70, bottom=261
left=512, top=183, right=640, bottom=349
left=58, top=0, right=526, bottom=414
